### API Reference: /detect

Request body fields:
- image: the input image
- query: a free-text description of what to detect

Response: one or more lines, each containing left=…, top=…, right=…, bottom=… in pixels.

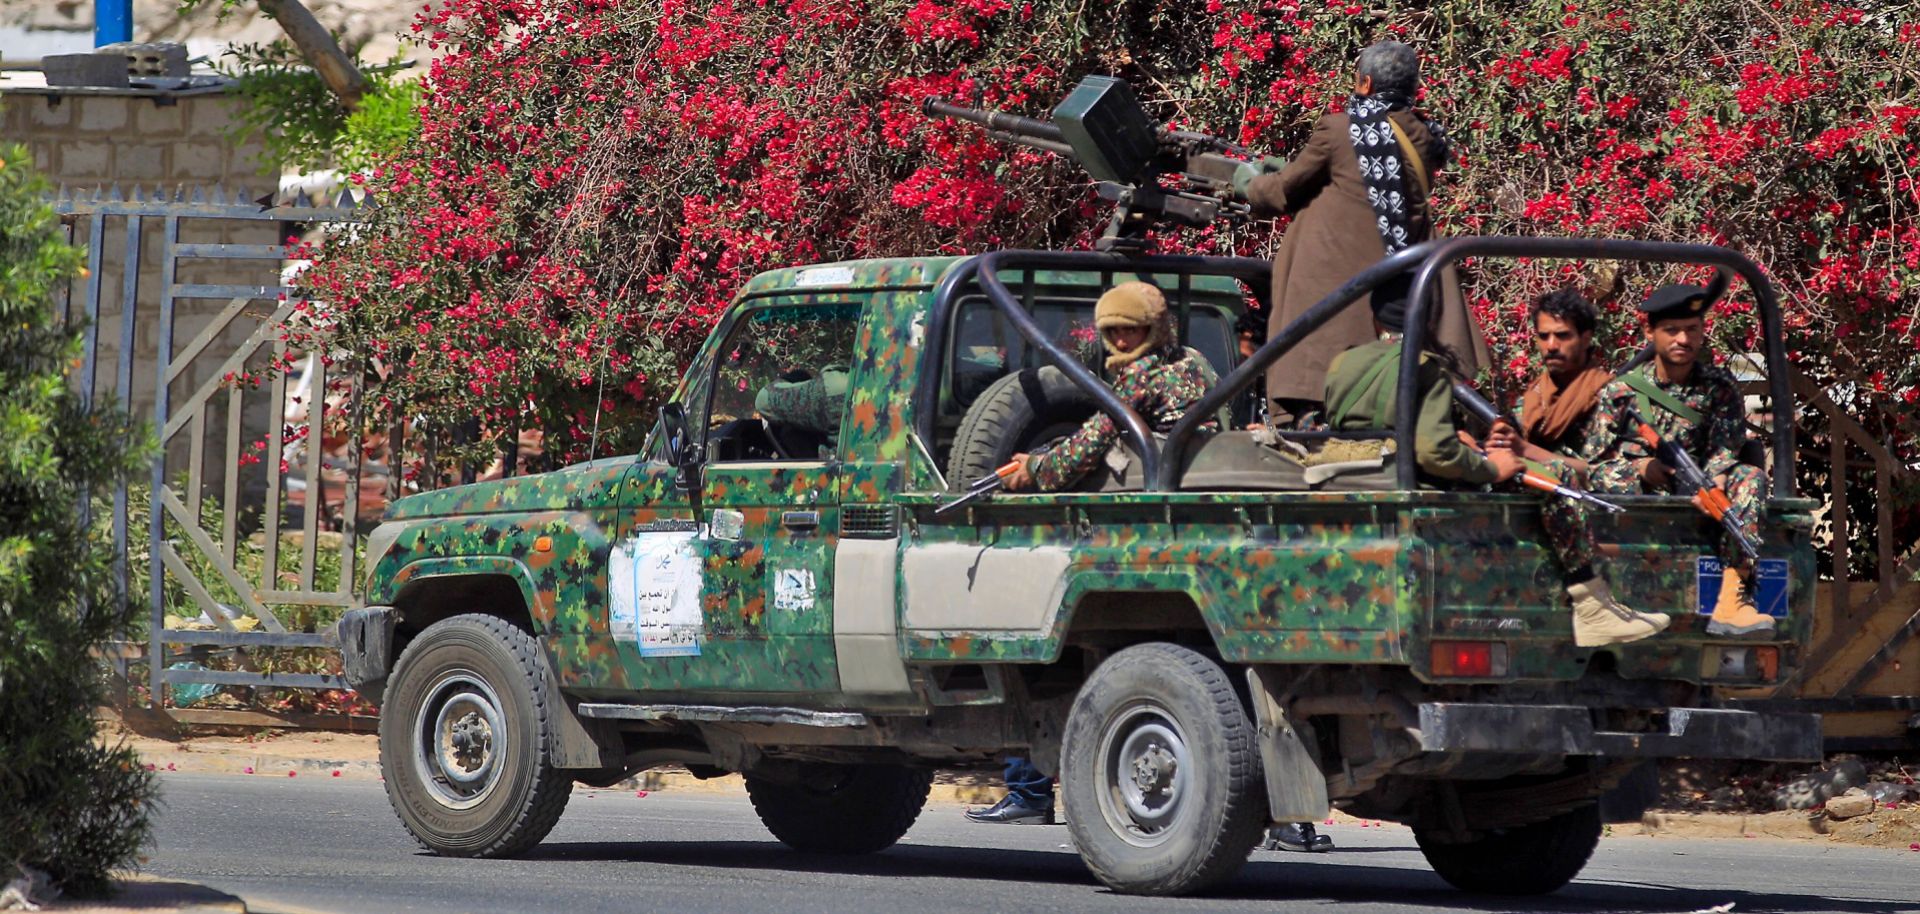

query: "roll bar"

left=928, top=237, right=1795, bottom=498
left=1394, top=237, right=1792, bottom=494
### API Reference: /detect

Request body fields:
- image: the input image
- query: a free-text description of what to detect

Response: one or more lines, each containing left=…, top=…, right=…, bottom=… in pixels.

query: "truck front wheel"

left=746, top=763, right=933, bottom=854
left=378, top=614, right=572, bottom=857
left=1414, top=803, right=1602, bottom=895
left=1060, top=643, right=1266, bottom=896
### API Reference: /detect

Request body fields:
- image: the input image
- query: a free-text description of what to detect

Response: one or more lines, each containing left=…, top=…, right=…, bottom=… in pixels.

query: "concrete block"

left=115, top=143, right=167, bottom=181
left=33, top=144, right=54, bottom=173
left=136, top=102, right=186, bottom=136
left=26, top=97, right=74, bottom=128
left=172, top=142, right=226, bottom=180
left=77, top=97, right=132, bottom=132
left=181, top=99, right=240, bottom=135
left=60, top=140, right=114, bottom=181
left=1824, top=788, right=1874, bottom=820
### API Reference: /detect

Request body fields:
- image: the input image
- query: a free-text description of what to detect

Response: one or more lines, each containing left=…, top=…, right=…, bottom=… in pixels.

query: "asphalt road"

left=148, top=773, right=1917, bottom=914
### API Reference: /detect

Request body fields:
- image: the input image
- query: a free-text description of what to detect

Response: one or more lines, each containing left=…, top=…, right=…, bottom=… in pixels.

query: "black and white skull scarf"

left=1345, top=92, right=1447, bottom=254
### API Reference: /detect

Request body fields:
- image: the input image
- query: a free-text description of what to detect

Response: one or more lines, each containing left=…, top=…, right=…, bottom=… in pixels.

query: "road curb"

left=48, top=875, right=248, bottom=913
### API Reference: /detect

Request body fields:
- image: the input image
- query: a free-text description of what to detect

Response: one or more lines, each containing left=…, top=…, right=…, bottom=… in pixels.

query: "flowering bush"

left=305, top=0, right=1917, bottom=568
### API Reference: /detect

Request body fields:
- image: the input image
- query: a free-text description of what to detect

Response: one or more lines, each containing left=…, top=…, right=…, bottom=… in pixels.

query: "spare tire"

left=947, top=366, right=1099, bottom=486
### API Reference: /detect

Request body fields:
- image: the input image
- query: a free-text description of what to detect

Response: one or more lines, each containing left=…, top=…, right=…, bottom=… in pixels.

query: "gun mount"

left=925, top=76, right=1259, bottom=251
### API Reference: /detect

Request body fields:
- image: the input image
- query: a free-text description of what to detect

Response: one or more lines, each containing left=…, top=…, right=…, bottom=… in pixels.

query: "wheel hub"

left=1129, top=744, right=1177, bottom=795
left=414, top=671, right=507, bottom=809
left=1097, top=706, right=1193, bottom=846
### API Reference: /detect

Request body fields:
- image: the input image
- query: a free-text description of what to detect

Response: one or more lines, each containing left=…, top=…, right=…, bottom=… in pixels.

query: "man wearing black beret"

left=1589, top=283, right=1775, bottom=636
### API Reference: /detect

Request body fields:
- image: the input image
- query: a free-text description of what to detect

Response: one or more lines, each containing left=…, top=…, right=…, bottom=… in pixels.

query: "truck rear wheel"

left=1060, top=643, right=1266, bottom=896
left=745, top=763, right=932, bottom=854
left=948, top=366, right=1097, bottom=485
left=378, top=614, right=572, bottom=857
left=1414, top=803, right=1602, bottom=895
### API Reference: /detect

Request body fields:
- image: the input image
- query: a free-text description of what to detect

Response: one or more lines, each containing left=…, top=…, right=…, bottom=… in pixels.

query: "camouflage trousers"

left=1515, top=457, right=1598, bottom=577
left=1591, top=459, right=1766, bottom=568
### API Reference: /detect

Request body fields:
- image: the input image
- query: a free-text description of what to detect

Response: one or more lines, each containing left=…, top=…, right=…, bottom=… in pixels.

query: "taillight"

left=1704, top=645, right=1780, bottom=681
left=1431, top=641, right=1509, bottom=678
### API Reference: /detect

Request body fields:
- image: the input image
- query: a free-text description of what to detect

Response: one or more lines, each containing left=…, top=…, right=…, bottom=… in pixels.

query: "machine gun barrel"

left=922, top=98, right=1074, bottom=156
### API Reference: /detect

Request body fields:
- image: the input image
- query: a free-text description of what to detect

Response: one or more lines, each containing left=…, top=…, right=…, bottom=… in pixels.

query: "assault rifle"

left=1622, top=403, right=1762, bottom=562
left=924, top=76, right=1258, bottom=251
left=935, top=447, right=1052, bottom=516
left=1450, top=380, right=1624, bottom=514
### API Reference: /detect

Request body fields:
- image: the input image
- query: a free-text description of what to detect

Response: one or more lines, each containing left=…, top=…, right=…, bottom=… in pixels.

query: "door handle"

left=781, top=510, right=819, bottom=531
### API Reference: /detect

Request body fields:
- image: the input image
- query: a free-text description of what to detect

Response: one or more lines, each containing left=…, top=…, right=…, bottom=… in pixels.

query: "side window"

left=702, top=302, right=862, bottom=462
left=941, top=297, right=1240, bottom=422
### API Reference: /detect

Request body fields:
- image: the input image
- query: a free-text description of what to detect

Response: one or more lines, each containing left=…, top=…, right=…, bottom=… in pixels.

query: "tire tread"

left=380, top=614, right=572, bottom=858
left=1065, top=642, right=1266, bottom=896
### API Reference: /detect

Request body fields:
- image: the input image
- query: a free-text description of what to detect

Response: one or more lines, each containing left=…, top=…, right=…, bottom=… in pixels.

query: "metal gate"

left=58, top=185, right=371, bottom=726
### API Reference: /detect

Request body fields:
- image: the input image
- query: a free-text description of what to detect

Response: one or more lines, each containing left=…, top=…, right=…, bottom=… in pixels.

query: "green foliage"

left=219, top=39, right=421, bottom=173
left=0, top=144, right=157, bottom=896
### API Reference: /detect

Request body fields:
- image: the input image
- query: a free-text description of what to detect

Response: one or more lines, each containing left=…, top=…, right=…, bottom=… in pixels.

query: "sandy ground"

left=101, top=720, right=1920, bottom=853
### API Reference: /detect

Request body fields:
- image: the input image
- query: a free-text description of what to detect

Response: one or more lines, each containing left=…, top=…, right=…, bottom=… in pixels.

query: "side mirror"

left=658, top=403, right=702, bottom=489
left=659, top=403, right=688, bottom=464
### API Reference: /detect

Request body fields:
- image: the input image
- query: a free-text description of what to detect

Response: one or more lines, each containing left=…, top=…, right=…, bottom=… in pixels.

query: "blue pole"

left=96, top=0, right=132, bottom=45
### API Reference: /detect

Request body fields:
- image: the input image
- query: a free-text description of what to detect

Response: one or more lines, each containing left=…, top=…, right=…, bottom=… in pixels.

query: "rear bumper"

left=1416, top=702, right=1822, bottom=762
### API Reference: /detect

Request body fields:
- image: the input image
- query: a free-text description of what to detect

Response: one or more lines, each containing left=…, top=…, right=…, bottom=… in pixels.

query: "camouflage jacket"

left=1030, top=348, right=1219, bottom=491
left=1324, top=339, right=1501, bottom=485
left=1590, top=360, right=1746, bottom=485
left=755, top=367, right=849, bottom=438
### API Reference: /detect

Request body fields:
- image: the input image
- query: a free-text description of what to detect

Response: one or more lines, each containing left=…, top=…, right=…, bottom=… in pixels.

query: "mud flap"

left=539, top=637, right=621, bottom=770
left=1246, top=667, right=1330, bottom=823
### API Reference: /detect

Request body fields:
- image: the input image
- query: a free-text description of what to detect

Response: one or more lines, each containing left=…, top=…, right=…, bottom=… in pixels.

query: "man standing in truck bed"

left=1234, top=40, right=1488, bottom=425
left=1323, top=292, right=1670, bottom=647
left=1586, top=283, right=1775, bottom=637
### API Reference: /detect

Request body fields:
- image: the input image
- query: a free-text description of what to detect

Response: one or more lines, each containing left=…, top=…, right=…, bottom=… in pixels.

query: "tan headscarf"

left=1094, top=281, right=1173, bottom=371
left=1521, top=364, right=1613, bottom=449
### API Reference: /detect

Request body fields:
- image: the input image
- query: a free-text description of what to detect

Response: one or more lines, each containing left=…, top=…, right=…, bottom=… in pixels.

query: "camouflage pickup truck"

left=340, top=236, right=1821, bottom=897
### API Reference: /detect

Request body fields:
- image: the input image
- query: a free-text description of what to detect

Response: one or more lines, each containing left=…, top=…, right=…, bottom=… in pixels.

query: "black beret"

left=1639, top=283, right=1714, bottom=322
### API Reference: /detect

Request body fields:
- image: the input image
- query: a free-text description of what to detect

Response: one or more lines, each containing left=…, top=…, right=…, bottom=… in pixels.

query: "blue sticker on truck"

left=1696, top=556, right=1789, bottom=616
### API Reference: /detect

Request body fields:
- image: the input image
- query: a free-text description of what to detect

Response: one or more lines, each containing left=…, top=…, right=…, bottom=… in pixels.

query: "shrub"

left=303, top=0, right=1918, bottom=562
left=0, top=145, right=157, bottom=895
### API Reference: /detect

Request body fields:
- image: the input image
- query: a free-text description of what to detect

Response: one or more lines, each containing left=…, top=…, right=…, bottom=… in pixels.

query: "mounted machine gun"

left=924, top=76, right=1261, bottom=251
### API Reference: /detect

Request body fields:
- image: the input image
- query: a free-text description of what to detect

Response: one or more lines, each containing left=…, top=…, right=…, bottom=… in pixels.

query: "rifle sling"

left=1622, top=370, right=1705, bottom=425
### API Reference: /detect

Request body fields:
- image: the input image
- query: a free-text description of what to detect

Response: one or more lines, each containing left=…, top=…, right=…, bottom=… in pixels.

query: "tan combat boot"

left=1568, top=578, right=1671, bottom=647
left=1707, top=565, right=1776, bottom=637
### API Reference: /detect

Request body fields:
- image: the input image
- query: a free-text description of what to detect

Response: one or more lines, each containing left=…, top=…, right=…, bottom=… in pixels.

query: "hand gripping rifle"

left=1449, top=380, right=1625, bottom=514
left=934, top=447, right=1051, bottom=516
left=1621, top=403, right=1761, bottom=562
left=924, top=76, right=1258, bottom=251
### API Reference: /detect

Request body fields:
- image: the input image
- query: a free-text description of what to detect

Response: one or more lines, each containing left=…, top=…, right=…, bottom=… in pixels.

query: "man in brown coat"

left=1234, top=41, right=1487, bottom=423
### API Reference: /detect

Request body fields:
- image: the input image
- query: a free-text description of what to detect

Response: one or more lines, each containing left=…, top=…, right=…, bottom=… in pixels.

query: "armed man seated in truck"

left=1003, top=281, right=1217, bottom=491
left=1486, top=287, right=1615, bottom=471
left=1324, top=291, right=1670, bottom=647
left=1587, top=284, right=1774, bottom=637
left=752, top=365, right=848, bottom=459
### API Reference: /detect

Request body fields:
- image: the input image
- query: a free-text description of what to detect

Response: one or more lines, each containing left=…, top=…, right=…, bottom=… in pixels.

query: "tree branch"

left=256, top=0, right=368, bottom=111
